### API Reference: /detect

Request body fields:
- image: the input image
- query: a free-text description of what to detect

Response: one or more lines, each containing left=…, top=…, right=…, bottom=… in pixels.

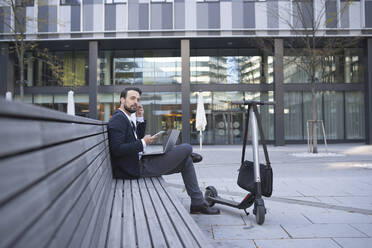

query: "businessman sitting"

left=108, top=87, right=220, bottom=215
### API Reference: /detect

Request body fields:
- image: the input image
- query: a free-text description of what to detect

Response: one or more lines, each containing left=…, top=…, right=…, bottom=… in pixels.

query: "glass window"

left=53, top=94, right=89, bottom=117
left=22, top=50, right=88, bottom=87
left=109, top=50, right=181, bottom=85
left=16, top=0, right=34, bottom=6
left=98, top=94, right=114, bottom=122
left=190, top=49, right=270, bottom=84
left=257, top=91, right=275, bottom=140
left=303, top=92, right=323, bottom=139
left=323, top=91, right=344, bottom=139
left=74, top=52, right=88, bottom=87
left=240, top=56, right=262, bottom=84
left=284, top=48, right=364, bottom=84
left=99, top=51, right=113, bottom=85
left=284, top=92, right=303, bottom=140
left=34, top=94, right=53, bottom=109
left=60, top=0, right=81, bottom=5
left=14, top=94, right=33, bottom=103
left=343, top=49, right=364, bottom=83
left=345, top=91, right=365, bottom=139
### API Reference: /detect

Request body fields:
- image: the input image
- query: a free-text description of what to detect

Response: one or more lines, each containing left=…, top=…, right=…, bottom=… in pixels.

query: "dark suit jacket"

left=108, top=110, right=146, bottom=179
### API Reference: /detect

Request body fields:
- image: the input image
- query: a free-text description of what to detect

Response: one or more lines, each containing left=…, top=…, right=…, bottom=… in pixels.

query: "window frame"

left=104, top=0, right=127, bottom=4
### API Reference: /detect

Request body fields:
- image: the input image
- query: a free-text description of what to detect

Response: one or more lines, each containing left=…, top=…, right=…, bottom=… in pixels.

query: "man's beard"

left=124, top=104, right=137, bottom=114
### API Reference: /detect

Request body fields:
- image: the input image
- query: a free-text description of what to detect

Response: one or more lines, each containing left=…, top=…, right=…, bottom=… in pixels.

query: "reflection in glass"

left=98, top=94, right=114, bottom=122
left=22, top=51, right=88, bottom=87
left=53, top=94, right=89, bottom=118
left=345, top=91, right=365, bottom=139
left=284, top=48, right=364, bottom=84
left=240, top=56, right=262, bottom=84
left=324, top=91, right=344, bottom=139
left=303, top=92, right=323, bottom=140
left=190, top=91, right=274, bottom=145
left=34, top=94, right=53, bottom=109
left=190, top=54, right=267, bottom=84
left=107, top=50, right=181, bottom=85
left=284, top=92, right=302, bottom=140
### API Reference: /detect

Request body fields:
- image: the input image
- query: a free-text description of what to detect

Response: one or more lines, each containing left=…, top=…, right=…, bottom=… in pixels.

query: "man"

left=108, top=87, right=220, bottom=215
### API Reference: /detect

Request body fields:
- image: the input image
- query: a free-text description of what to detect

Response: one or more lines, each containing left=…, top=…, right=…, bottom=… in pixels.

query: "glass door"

left=213, top=111, right=245, bottom=144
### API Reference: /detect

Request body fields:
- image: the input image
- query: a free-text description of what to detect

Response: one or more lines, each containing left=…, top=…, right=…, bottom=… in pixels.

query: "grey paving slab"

left=212, top=224, right=289, bottom=240
left=166, top=144, right=372, bottom=247
left=254, top=238, right=340, bottom=248
left=211, top=239, right=256, bottom=248
left=282, top=224, right=368, bottom=238
left=302, top=210, right=372, bottom=224
left=350, top=224, right=372, bottom=237
left=333, top=196, right=372, bottom=209
left=333, top=238, right=372, bottom=248
left=191, top=210, right=247, bottom=227
left=315, top=196, right=345, bottom=205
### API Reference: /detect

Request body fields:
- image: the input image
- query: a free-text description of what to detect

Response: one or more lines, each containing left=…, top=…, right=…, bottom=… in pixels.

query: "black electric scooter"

left=204, top=100, right=275, bottom=225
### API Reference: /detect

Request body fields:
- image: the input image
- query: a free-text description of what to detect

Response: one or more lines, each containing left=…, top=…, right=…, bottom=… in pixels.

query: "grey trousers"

left=140, top=143, right=204, bottom=205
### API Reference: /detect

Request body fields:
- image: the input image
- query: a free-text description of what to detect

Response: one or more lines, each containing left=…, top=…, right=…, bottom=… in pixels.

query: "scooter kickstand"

left=244, top=209, right=249, bottom=216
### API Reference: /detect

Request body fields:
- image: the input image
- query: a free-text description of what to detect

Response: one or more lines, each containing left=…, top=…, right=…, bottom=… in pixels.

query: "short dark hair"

left=120, top=87, right=142, bottom=99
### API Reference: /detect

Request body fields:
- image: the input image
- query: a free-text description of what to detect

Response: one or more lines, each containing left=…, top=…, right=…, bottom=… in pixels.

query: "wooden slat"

left=89, top=157, right=115, bottom=248
left=144, top=177, right=183, bottom=248
left=13, top=150, right=109, bottom=248
left=122, top=179, right=136, bottom=248
left=0, top=141, right=106, bottom=248
left=107, top=180, right=123, bottom=248
left=149, top=178, right=198, bottom=248
left=131, top=179, right=152, bottom=247
left=0, top=117, right=104, bottom=158
left=157, top=178, right=213, bottom=248
left=80, top=173, right=112, bottom=248
left=138, top=178, right=167, bottom=247
left=0, top=98, right=102, bottom=125
left=48, top=154, right=109, bottom=248
left=0, top=134, right=106, bottom=203
left=68, top=164, right=111, bottom=248
left=96, top=180, right=116, bottom=248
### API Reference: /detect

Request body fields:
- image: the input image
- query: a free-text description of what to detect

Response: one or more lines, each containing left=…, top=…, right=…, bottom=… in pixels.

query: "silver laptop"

left=142, top=129, right=180, bottom=156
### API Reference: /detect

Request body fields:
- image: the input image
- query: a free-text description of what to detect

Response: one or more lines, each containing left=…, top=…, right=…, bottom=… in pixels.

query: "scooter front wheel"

left=204, top=186, right=218, bottom=207
left=255, top=205, right=266, bottom=225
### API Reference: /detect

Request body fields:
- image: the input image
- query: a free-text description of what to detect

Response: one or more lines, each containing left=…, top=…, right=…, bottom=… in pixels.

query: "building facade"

left=1, top=0, right=371, bottom=145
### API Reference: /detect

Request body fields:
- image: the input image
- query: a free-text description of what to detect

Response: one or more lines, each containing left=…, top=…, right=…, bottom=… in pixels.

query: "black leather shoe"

left=190, top=203, right=220, bottom=215
left=191, top=152, right=203, bottom=163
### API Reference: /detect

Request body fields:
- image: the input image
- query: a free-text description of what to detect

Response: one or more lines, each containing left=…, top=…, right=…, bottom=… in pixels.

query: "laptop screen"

left=163, top=129, right=180, bottom=153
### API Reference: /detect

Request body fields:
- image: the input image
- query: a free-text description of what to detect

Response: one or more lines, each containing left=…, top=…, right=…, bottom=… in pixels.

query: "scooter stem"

left=249, top=107, right=261, bottom=184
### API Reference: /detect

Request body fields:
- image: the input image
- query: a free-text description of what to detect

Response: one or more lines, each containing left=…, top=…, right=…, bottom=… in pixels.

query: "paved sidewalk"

left=164, top=143, right=372, bottom=248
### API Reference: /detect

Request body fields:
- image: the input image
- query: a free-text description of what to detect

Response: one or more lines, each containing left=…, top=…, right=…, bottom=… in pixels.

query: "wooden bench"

left=0, top=99, right=212, bottom=248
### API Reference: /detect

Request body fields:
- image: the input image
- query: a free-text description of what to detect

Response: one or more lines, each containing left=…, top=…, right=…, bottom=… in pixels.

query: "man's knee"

left=178, top=143, right=192, bottom=156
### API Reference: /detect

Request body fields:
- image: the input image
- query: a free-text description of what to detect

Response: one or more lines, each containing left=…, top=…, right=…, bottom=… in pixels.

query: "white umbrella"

left=5, top=92, right=12, bottom=101
left=195, top=92, right=207, bottom=150
left=67, top=90, right=75, bottom=116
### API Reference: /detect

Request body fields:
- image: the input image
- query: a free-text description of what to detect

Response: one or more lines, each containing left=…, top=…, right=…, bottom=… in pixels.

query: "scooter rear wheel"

left=204, top=186, right=218, bottom=207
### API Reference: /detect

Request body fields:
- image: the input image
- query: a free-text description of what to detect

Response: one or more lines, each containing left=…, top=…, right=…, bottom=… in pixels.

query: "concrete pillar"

left=366, top=38, right=372, bottom=144
left=0, top=43, right=9, bottom=96
left=89, top=41, right=98, bottom=119
left=274, top=39, right=285, bottom=146
left=181, top=39, right=191, bottom=144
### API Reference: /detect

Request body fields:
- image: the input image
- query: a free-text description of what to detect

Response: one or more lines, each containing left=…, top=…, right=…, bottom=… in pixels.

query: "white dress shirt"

left=118, top=109, right=147, bottom=156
